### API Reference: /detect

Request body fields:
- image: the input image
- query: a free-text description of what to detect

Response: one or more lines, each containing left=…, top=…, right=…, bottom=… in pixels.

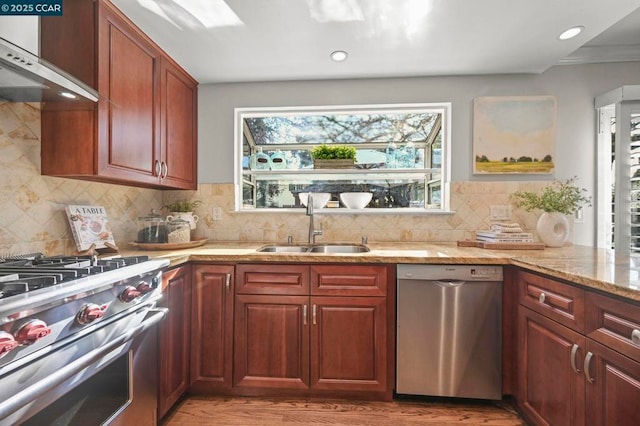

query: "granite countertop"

left=121, top=241, right=640, bottom=303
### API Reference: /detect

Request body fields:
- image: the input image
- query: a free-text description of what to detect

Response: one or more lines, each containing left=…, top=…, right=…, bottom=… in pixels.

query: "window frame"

left=233, top=103, right=452, bottom=213
left=596, top=86, right=640, bottom=254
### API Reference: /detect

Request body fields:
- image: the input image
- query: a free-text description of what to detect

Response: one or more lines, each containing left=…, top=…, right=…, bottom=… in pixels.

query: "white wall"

left=197, top=62, right=640, bottom=246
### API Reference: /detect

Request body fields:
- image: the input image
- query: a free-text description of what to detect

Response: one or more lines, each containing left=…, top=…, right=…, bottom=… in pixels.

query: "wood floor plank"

left=162, top=396, right=526, bottom=425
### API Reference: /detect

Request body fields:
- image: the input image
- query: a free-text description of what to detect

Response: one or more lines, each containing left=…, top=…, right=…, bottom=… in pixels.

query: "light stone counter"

left=121, top=242, right=640, bottom=303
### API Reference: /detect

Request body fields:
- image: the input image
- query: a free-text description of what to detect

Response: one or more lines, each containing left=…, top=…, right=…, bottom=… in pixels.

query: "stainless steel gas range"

left=0, top=253, right=170, bottom=425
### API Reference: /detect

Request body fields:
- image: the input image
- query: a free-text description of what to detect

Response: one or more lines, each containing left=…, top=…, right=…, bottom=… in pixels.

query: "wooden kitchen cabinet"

left=584, top=339, right=640, bottom=425
left=190, top=264, right=235, bottom=393
left=158, top=265, right=192, bottom=419
left=159, top=57, right=198, bottom=189
left=233, top=263, right=392, bottom=399
left=310, top=296, right=387, bottom=392
left=516, top=269, right=640, bottom=426
left=518, top=305, right=586, bottom=425
left=234, top=293, right=310, bottom=389
left=40, top=0, right=197, bottom=189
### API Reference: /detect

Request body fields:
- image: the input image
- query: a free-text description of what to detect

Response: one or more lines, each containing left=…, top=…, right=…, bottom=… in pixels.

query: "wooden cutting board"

left=457, top=240, right=545, bottom=250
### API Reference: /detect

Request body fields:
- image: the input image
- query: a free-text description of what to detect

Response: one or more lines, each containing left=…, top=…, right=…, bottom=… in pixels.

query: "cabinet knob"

left=632, top=329, right=640, bottom=346
left=538, top=292, right=546, bottom=304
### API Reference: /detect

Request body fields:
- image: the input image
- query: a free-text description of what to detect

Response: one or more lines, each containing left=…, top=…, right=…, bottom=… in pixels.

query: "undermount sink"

left=256, top=244, right=370, bottom=254
left=307, top=244, right=370, bottom=253
left=256, top=245, right=310, bottom=253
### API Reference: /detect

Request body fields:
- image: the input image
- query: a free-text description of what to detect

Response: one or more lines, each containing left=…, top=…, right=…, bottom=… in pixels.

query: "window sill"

left=234, top=207, right=454, bottom=215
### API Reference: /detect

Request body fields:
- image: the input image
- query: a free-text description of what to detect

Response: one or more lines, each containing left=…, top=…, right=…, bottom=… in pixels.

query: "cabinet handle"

left=584, top=351, right=595, bottom=384
left=570, top=343, right=581, bottom=374
left=154, top=160, right=161, bottom=176
left=303, top=305, right=308, bottom=325
left=538, top=292, right=546, bottom=304
left=632, top=329, right=640, bottom=346
left=225, top=273, right=231, bottom=292
left=312, top=304, right=317, bottom=325
left=161, top=161, right=168, bottom=179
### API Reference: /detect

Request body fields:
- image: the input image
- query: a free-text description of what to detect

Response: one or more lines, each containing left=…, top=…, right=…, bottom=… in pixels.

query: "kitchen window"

left=234, top=103, right=451, bottom=213
left=596, top=86, right=640, bottom=254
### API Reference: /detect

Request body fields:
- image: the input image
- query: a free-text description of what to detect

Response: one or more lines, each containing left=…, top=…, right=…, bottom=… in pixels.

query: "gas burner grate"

left=0, top=254, right=152, bottom=299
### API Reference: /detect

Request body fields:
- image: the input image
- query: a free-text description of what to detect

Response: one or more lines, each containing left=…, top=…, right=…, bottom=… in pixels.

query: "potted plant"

left=163, top=199, right=202, bottom=230
left=511, top=177, right=591, bottom=247
left=311, top=144, right=357, bottom=169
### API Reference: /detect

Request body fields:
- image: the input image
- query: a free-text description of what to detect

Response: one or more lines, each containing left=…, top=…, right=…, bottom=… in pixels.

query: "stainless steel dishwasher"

left=396, top=264, right=503, bottom=400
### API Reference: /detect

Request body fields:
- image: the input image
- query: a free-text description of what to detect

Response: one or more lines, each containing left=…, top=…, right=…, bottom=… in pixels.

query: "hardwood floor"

left=162, top=396, right=526, bottom=425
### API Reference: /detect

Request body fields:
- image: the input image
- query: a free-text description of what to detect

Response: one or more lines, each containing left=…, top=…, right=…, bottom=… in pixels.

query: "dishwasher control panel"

left=397, top=264, right=503, bottom=281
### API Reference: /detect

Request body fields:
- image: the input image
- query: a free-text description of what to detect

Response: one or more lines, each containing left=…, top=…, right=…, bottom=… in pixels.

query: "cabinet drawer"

left=586, top=292, right=640, bottom=363
left=311, top=265, right=389, bottom=296
left=236, top=264, right=309, bottom=295
left=518, top=270, right=585, bottom=333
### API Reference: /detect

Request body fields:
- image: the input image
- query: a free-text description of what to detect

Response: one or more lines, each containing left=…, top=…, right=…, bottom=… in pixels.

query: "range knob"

left=0, top=331, right=19, bottom=358
left=15, top=319, right=52, bottom=345
left=76, top=303, right=107, bottom=325
left=119, top=286, right=141, bottom=303
left=136, top=281, right=154, bottom=294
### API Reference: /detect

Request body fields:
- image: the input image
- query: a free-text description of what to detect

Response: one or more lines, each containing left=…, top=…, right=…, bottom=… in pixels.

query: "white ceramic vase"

left=166, top=212, right=199, bottom=230
left=536, top=212, right=569, bottom=247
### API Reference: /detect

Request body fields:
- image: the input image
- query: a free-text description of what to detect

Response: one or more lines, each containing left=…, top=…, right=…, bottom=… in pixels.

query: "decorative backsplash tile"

left=1, top=101, right=553, bottom=254
left=165, top=180, right=550, bottom=244
left=0, top=102, right=163, bottom=256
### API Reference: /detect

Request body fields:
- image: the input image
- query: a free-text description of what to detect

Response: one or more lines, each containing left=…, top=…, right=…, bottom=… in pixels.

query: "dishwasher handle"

left=433, top=279, right=466, bottom=288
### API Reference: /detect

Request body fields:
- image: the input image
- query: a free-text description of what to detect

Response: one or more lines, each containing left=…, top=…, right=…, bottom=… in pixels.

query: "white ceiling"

left=110, top=0, right=640, bottom=84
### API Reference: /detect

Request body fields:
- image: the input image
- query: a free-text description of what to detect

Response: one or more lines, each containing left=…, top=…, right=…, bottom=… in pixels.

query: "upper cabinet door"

left=97, top=6, right=161, bottom=184
left=159, top=58, right=198, bottom=189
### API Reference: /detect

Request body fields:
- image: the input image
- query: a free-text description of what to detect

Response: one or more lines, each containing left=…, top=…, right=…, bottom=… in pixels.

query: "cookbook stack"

left=475, top=223, right=533, bottom=244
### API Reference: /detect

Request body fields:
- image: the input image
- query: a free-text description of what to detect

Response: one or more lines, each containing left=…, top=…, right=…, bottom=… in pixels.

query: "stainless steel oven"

left=0, top=254, right=170, bottom=425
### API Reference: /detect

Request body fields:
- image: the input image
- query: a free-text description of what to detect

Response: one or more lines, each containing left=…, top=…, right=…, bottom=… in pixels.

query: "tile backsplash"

left=165, top=181, right=548, bottom=244
left=1, top=101, right=552, bottom=254
left=0, top=102, right=163, bottom=255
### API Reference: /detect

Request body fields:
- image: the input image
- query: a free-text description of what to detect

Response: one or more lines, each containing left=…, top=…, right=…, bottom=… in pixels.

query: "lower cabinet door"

left=190, top=264, right=234, bottom=392
left=158, top=265, right=192, bottom=419
left=518, top=306, right=586, bottom=426
left=233, top=294, right=310, bottom=389
left=310, top=296, right=388, bottom=392
left=585, top=339, right=640, bottom=426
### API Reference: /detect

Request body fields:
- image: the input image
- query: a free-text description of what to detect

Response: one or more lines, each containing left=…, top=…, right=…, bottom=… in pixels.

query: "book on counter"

left=475, top=236, right=534, bottom=243
left=475, top=230, right=533, bottom=239
left=66, top=205, right=116, bottom=251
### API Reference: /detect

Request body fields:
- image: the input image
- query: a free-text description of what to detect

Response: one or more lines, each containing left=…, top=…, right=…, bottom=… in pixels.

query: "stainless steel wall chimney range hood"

left=0, top=37, right=98, bottom=103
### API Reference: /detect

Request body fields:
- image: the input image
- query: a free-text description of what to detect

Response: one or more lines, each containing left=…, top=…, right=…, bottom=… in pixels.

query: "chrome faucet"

left=306, top=194, right=323, bottom=244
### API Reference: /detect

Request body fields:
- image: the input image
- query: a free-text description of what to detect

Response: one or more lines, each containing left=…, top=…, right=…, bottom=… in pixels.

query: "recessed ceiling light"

left=330, top=50, right=348, bottom=62
left=558, top=26, right=584, bottom=41
left=59, top=91, right=77, bottom=99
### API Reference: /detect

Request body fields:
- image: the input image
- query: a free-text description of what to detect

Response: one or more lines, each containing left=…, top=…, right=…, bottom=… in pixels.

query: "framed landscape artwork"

left=473, top=95, right=557, bottom=174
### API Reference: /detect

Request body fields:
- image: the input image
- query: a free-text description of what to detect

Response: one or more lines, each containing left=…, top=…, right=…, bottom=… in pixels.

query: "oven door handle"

left=0, top=307, right=168, bottom=421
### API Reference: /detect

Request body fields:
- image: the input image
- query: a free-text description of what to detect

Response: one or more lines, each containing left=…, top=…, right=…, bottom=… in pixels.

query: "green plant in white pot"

left=163, top=199, right=202, bottom=230
left=511, top=177, right=591, bottom=247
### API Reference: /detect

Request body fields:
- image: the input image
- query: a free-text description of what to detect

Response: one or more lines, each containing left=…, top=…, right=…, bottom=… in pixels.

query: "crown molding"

left=558, top=44, right=640, bottom=65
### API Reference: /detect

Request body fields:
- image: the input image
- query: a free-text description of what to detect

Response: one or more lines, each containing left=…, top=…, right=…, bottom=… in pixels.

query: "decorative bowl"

left=340, top=192, right=373, bottom=209
left=299, top=192, right=331, bottom=209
